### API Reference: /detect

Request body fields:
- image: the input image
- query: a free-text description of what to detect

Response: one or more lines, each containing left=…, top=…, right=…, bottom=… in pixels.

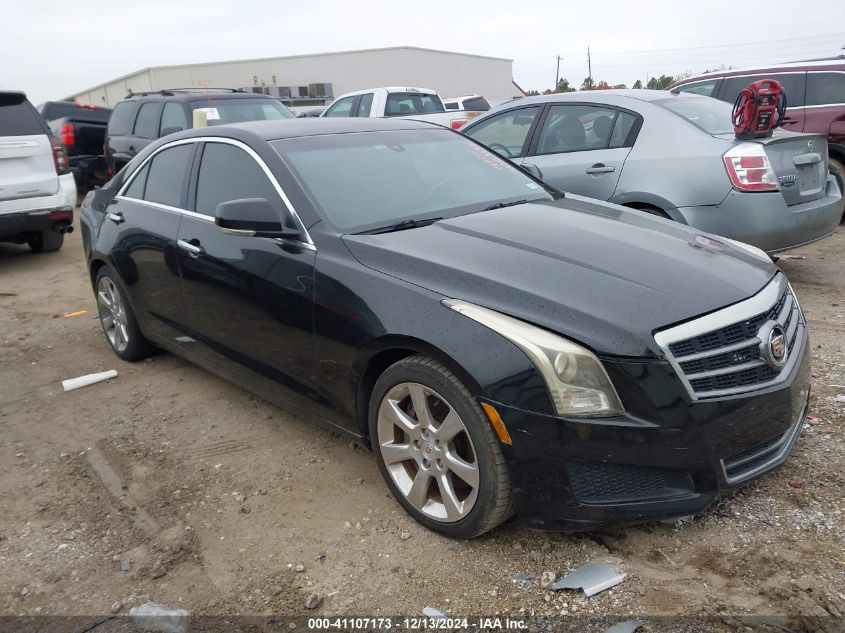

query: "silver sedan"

left=461, top=90, right=842, bottom=253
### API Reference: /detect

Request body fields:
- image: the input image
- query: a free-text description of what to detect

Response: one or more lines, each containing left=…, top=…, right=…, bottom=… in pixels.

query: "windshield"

left=654, top=96, right=734, bottom=135
left=385, top=93, right=445, bottom=116
left=272, top=129, right=552, bottom=232
left=190, top=98, right=294, bottom=125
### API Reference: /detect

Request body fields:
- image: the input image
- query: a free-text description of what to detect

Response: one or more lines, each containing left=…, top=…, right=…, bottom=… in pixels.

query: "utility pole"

left=555, top=55, right=562, bottom=91
left=587, top=46, right=592, bottom=90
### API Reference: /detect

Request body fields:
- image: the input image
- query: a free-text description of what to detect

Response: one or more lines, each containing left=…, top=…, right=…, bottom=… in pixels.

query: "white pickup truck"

left=320, top=87, right=476, bottom=129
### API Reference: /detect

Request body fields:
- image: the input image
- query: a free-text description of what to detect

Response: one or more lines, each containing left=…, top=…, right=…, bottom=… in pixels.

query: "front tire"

left=27, top=231, right=64, bottom=252
left=94, top=266, right=155, bottom=361
left=369, top=355, right=513, bottom=538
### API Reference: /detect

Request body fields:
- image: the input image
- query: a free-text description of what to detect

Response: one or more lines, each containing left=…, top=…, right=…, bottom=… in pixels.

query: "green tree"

left=580, top=77, right=594, bottom=91
left=632, top=79, right=643, bottom=89
left=526, top=90, right=541, bottom=96
left=647, top=75, right=675, bottom=90
left=612, top=83, right=628, bottom=89
left=554, top=78, right=576, bottom=93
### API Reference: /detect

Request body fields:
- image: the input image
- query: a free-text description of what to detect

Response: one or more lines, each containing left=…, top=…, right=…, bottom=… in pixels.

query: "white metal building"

left=67, top=46, right=519, bottom=109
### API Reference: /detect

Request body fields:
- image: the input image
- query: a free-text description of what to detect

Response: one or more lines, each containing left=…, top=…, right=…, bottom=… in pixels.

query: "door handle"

left=177, top=239, right=205, bottom=258
left=586, top=163, right=615, bottom=174
left=106, top=211, right=124, bottom=224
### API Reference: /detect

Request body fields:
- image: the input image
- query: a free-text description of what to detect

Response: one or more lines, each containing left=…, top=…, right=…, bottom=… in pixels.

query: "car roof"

left=118, top=90, right=276, bottom=104
left=669, top=57, right=845, bottom=87
left=488, top=89, right=681, bottom=108
left=168, top=116, right=440, bottom=143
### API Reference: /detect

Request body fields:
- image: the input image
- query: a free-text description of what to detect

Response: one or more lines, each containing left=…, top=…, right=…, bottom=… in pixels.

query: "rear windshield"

left=38, top=101, right=111, bottom=123
left=654, top=96, right=734, bottom=135
left=272, top=128, right=551, bottom=232
left=385, top=93, right=445, bottom=116
left=462, top=97, right=491, bottom=111
left=0, top=93, right=47, bottom=136
left=190, top=98, right=294, bottom=125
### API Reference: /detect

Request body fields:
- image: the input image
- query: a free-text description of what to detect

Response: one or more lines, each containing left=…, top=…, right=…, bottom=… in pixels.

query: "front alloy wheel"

left=370, top=356, right=513, bottom=538
left=378, top=382, right=480, bottom=522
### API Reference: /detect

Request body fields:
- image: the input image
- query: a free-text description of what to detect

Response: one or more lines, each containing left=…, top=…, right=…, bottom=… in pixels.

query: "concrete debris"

left=129, top=602, right=190, bottom=633
left=304, top=592, right=322, bottom=609
left=512, top=572, right=536, bottom=582
left=400, top=531, right=411, bottom=540
left=549, top=562, right=626, bottom=597
left=604, top=620, right=643, bottom=633
left=294, top=563, right=305, bottom=572
left=540, top=571, right=557, bottom=588
left=62, top=369, right=118, bottom=392
left=111, top=602, right=123, bottom=614
left=120, top=560, right=131, bottom=572
left=422, top=607, right=447, bottom=623
left=834, top=394, right=845, bottom=403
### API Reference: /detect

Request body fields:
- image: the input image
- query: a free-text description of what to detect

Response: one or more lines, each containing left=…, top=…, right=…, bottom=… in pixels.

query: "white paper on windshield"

left=194, top=107, right=220, bottom=120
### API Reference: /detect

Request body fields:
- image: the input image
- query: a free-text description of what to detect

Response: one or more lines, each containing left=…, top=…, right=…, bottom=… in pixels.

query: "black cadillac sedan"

left=80, top=118, right=810, bottom=538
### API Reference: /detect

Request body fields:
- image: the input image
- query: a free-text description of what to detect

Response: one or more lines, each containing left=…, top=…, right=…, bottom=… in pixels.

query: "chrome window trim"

left=653, top=273, right=803, bottom=401
left=115, top=136, right=315, bottom=248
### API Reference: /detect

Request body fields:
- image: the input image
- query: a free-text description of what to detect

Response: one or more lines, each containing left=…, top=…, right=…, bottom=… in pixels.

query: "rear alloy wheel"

left=27, top=231, right=64, bottom=253
left=370, top=356, right=513, bottom=538
left=95, top=267, right=154, bottom=361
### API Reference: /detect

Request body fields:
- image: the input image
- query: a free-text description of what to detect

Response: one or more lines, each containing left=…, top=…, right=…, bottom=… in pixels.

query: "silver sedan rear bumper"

left=674, top=174, right=842, bottom=254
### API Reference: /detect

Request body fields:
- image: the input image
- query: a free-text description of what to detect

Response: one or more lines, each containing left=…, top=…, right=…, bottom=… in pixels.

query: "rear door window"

left=535, top=105, right=618, bottom=154
left=160, top=103, right=188, bottom=135
left=675, top=79, right=722, bottom=97
left=107, top=101, right=135, bottom=135
left=0, top=93, right=47, bottom=136
left=143, top=144, right=193, bottom=207
left=806, top=72, right=845, bottom=106
left=463, top=106, right=541, bottom=159
left=133, top=102, right=161, bottom=139
left=609, top=111, right=638, bottom=148
left=124, top=163, right=150, bottom=199
left=719, top=73, right=806, bottom=107
left=384, top=93, right=445, bottom=116
left=324, top=96, right=355, bottom=118
left=195, top=142, right=280, bottom=216
left=356, top=93, right=374, bottom=117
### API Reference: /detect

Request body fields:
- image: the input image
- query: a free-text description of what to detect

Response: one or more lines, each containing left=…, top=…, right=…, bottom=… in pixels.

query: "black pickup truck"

left=37, top=101, right=111, bottom=192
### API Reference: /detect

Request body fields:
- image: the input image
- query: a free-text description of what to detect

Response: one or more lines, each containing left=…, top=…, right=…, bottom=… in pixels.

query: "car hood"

left=341, top=196, right=776, bottom=358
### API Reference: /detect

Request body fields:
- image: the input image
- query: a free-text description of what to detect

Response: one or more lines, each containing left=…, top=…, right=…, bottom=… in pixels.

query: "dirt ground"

left=1, top=213, right=843, bottom=633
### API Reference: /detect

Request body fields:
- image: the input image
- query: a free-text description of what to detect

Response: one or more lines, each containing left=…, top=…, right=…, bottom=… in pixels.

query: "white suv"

left=0, top=91, right=76, bottom=252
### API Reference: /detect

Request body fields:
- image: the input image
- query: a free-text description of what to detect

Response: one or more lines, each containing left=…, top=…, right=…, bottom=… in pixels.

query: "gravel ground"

left=0, top=213, right=843, bottom=633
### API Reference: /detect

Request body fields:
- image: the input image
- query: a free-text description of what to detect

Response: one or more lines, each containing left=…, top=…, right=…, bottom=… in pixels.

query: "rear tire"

left=94, top=266, right=155, bottom=361
left=27, top=231, right=64, bottom=253
left=829, top=157, right=844, bottom=222
left=369, top=355, right=513, bottom=538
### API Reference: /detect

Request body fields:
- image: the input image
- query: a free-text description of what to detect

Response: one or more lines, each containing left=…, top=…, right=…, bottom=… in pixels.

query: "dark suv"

left=668, top=58, right=845, bottom=215
left=104, top=89, right=295, bottom=173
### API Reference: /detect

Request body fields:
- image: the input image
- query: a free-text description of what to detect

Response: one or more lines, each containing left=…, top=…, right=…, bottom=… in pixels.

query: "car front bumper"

left=488, top=328, right=811, bottom=531
left=675, top=174, right=841, bottom=254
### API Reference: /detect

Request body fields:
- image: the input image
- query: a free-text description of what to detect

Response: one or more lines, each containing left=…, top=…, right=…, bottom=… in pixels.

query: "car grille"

left=654, top=274, right=804, bottom=400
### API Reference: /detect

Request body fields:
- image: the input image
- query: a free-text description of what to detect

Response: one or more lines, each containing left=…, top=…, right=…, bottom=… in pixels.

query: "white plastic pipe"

left=62, top=369, right=118, bottom=392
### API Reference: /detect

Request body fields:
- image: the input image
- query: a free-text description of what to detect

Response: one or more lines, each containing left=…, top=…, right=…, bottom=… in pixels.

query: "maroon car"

left=669, top=57, right=845, bottom=217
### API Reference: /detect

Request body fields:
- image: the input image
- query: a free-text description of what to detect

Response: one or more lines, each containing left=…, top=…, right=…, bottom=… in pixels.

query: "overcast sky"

left=2, top=0, right=843, bottom=103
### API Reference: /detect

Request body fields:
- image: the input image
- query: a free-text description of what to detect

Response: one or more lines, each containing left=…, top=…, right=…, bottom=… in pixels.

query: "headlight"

left=443, top=300, right=625, bottom=418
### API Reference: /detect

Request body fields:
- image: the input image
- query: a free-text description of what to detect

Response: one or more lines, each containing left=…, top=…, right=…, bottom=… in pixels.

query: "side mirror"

left=160, top=126, right=184, bottom=137
left=214, top=198, right=301, bottom=239
left=522, top=163, right=543, bottom=180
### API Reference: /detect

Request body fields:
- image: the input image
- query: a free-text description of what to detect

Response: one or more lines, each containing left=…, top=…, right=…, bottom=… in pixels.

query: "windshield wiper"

left=483, top=199, right=530, bottom=211
left=360, top=216, right=444, bottom=235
